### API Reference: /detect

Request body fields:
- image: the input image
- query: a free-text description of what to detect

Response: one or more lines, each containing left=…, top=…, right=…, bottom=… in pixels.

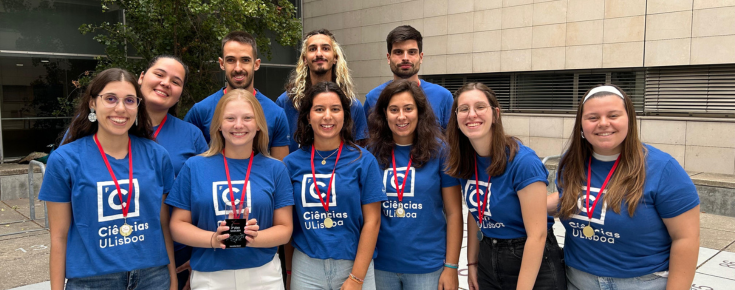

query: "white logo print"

left=301, top=174, right=337, bottom=208
left=97, top=179, right=141, bottom=222
left=572, top=186, right=608, bottom=225
left=212, top=181, right=251, bottom=216
left=464, top=180, right=491, bottom=217
left=382, top=167, right=415, bottom=197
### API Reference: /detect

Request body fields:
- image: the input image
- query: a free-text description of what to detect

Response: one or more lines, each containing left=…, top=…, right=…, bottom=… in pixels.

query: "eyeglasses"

left=456, top=104, right=493, bottom=116
left=97, top=93, right=142, bottom=109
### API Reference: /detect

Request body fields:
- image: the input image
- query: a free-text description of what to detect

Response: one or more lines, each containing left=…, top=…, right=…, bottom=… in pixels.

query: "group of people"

left=39, top=25, right=700, bottom=290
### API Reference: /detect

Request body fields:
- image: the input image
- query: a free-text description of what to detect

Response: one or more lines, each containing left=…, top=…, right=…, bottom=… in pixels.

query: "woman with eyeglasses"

left=366, top=80, right=463, bottom=290
left=446, top=83, right=565, bottom=290
left=137, top=55, right=208, bottom=289
left=41, top=68, right=177, bottom=290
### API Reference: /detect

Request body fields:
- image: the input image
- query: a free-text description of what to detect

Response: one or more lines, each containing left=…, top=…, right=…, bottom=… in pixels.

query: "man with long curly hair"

left=276, top=29, right=369, bottom=152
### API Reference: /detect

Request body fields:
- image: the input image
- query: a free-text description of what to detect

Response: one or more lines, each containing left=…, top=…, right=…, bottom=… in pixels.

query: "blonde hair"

left=202, top=89, right=270, bottom=158
left=286, top=29, right=357, bottom=110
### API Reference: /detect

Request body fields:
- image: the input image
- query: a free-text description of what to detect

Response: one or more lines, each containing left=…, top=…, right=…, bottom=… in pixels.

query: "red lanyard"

left=223, top=149, right=255, bottom=219
left=310, top=142, right=344, bottom=212
left=94, top=134, right=133, bottom=217
left=473, top=155, right=491, bottom=220
left=585, top=155, right=621, bottom=220
left=152, top=115, right=167, bottom=140
left=391, top=148, right=412, bottom=202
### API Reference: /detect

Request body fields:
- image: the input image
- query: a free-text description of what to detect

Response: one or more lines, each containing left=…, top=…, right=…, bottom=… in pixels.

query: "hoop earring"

left=88, top=108, right=97, bottom=122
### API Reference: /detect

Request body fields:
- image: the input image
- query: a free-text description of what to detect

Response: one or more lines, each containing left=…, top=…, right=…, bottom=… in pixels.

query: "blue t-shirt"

left=185, top=88, right=290, bottom=147
left=557, top=145, right=700, bottom=278
left=276, top=92, right=369, bottom=153
left=39, top=135, right=175, bottom=279
left=154, top=114, right=208, bottom=176
left=364, top=80, right=454, bottom=129
left=283, top=145, right=387, bottom=260
left=165, top=153, right=294, bottom=272
left=372, top=144, right=460, bottom=274
left=461, top=144, right=552, bottom=239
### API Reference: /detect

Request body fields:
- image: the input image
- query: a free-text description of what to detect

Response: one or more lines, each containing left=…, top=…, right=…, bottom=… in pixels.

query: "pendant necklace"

left=310, top=142, right=344, bottom=228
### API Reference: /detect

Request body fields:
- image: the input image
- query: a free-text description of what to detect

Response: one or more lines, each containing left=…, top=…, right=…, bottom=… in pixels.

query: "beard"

left=390, top=61, right=420, bottom=79
left=226, top=72, right=253, bottom=90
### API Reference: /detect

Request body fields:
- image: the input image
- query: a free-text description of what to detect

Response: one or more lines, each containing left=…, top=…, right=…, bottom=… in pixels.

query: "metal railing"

left=0, top=160, right=47, bottom=237
left=542, top=155, right=561, bottom=193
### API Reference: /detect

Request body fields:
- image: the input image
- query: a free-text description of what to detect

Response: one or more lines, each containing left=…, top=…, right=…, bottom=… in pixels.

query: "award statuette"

left=224, top=218, right=249, bottom=248
left=222, top=149, right=255, bottom=249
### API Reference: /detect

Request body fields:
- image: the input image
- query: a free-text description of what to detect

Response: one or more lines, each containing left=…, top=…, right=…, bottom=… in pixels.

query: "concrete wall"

left=504, top=113, right=735, bottom=175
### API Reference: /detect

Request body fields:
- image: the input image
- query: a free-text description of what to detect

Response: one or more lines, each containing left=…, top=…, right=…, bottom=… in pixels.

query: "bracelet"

left=467, top=262, right=478, bottom=266
left=349, top=273, right=364, bottom=284
left=210, top=231, right=217, bottom=249
left=444, top=263, right=459, bottom=269
left=286, top=270, right=292, bottom=275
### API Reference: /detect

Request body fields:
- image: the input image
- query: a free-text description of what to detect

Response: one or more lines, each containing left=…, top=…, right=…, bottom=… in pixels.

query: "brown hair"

left=367, top=79, right=442, bottom=169
left=445, top=83, right=519, bottom=179
left=222, top=31, right=258, bottom=59
left=293, top=81, right=360, bottom=155
left=202, top=89, right=270, bottom=158
left=386, top=25, right=423, bottom=53
left=142, top=55, right=189, bottom=117
left=557, top=84, right=646, bottom=218
left=62, top=68, right=153, bottom=145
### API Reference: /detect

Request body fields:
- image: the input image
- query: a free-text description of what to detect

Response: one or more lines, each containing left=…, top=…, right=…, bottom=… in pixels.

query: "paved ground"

left=2, top=200, right=734, bottom=290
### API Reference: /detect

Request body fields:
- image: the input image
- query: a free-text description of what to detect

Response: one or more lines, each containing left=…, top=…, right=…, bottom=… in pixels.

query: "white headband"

left=582, top=86, right=624, bottom=103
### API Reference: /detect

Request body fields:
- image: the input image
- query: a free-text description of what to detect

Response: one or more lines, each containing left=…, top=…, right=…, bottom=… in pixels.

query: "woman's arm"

left=663, top=205, right=700, bottom=290
left=439, top=185, right=462, bottom=290
left=466, top=212, right=480, bottom=290
left=246, top=206, right=293, bottom=248
left=47, top=202, right=71, bottom=290
left=546, top=192, right=559, bottom=215
left=516, top=181, right=548, bottom=290
left=159, top=196, right=177, bottom=290
left=170, top=207, right=229, bottom=249
left=342, top=201, right=381, bottom=290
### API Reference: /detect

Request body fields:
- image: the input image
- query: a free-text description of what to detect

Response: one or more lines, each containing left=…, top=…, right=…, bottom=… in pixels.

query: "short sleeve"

left=440, top=90, right=453, bottom=129
left=184, top=105, right=205, bottom=135
left=271, top=110, right=291, bottom=147
left=363, top=93, right=376, bottom=122
left=511, top=152, right=550, bottom=192
left=160, top=150, right=175, bottom=194
left=654, top=160, right=700, bottom=219
left=38, top=151, right=73, bottom=203
left=360, top=154, right=388, bottom=204
left=273, top=163, right=295, bottom=209
left=351, top=101, right=368, bottom=141
left=194, top=130, right=208, bottom=154
left=276, top=92, right=288, bottom=109
left=439, top=147, right=460, bottom=187
left=166, top=162, right=192, bottom=210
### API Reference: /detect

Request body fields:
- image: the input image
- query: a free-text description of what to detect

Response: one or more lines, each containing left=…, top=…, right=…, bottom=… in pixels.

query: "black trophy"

left=224, top=218, right=248, bottom=248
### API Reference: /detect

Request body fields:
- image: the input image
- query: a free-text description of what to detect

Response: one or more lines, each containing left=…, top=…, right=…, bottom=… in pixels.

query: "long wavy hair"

left=202, top=89, right=270, bottom=158
left=557, top=84, right=646, bottom=218
left=293, top=82, right=360, bottom=156
left=285, top=29, right=357, bottom=110
left=141, top=55, right=189, bottom=117
left=445, top=83, right=519, bottom=179
left=367, top=79, right=442, bottom=169
left=62, top=68, right=153, bottom=145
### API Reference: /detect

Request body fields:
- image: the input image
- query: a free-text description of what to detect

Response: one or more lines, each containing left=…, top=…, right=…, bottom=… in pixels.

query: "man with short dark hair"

left=363, top=25, right=453, bottom=130
left=185, top=31, right=290, bottom=160
left=276, top=29, right=369, bottom=151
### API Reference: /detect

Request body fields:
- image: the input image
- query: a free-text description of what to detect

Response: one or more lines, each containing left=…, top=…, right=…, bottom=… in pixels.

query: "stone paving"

left=2, top=200, right=734, bottom=289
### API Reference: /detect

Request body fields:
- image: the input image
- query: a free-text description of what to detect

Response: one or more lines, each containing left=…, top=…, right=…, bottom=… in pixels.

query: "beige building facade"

left=302, top=0, right=735, bottom=175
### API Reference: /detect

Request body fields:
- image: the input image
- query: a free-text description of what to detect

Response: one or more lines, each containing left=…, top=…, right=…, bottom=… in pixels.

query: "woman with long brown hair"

left=446, top=83, right=565, bottom=290
left=167, top=89, right=294, bottom=289
left=366, top=80, right=463, bottom=290
left=283, top=81, right=386, bottom=290
left=41, top=68, right=177, bottom=290
left=549, top=85, right=699, bottom=289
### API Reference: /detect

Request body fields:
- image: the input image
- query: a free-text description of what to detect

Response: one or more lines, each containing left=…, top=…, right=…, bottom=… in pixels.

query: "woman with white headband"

left=548, top=84, right=700, bottom=289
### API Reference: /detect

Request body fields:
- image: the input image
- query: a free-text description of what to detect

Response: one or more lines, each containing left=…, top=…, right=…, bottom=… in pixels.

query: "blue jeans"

left=477, top=229, right=566, bottom=290
left=374, top=267, right=443, bottom=290
left=66, top=265, right=170, bottom=290
left=566, top=266, right=667, bottom=290
left=291, top=248, right=376, bottom=290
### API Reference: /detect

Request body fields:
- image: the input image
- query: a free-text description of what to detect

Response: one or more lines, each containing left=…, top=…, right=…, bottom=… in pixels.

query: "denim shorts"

left=290, top=248, right=375, bottom=290
left=566, top=266, right=668, bottom=290
left=374, top=267, right=443, bottom=290
left=65, top=265, right=170, bottom=290
left=477, top=229, right=567, bottom=290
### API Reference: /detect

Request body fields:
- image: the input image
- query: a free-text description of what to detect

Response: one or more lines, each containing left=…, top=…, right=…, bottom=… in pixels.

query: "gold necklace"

left=315, top=148, right=339, bottom=165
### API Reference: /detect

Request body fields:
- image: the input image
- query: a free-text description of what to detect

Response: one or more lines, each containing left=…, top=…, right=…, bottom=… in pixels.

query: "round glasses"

left=456, top=104, right=493, bottom=116
left=97, top=93, right=143, bottom=109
